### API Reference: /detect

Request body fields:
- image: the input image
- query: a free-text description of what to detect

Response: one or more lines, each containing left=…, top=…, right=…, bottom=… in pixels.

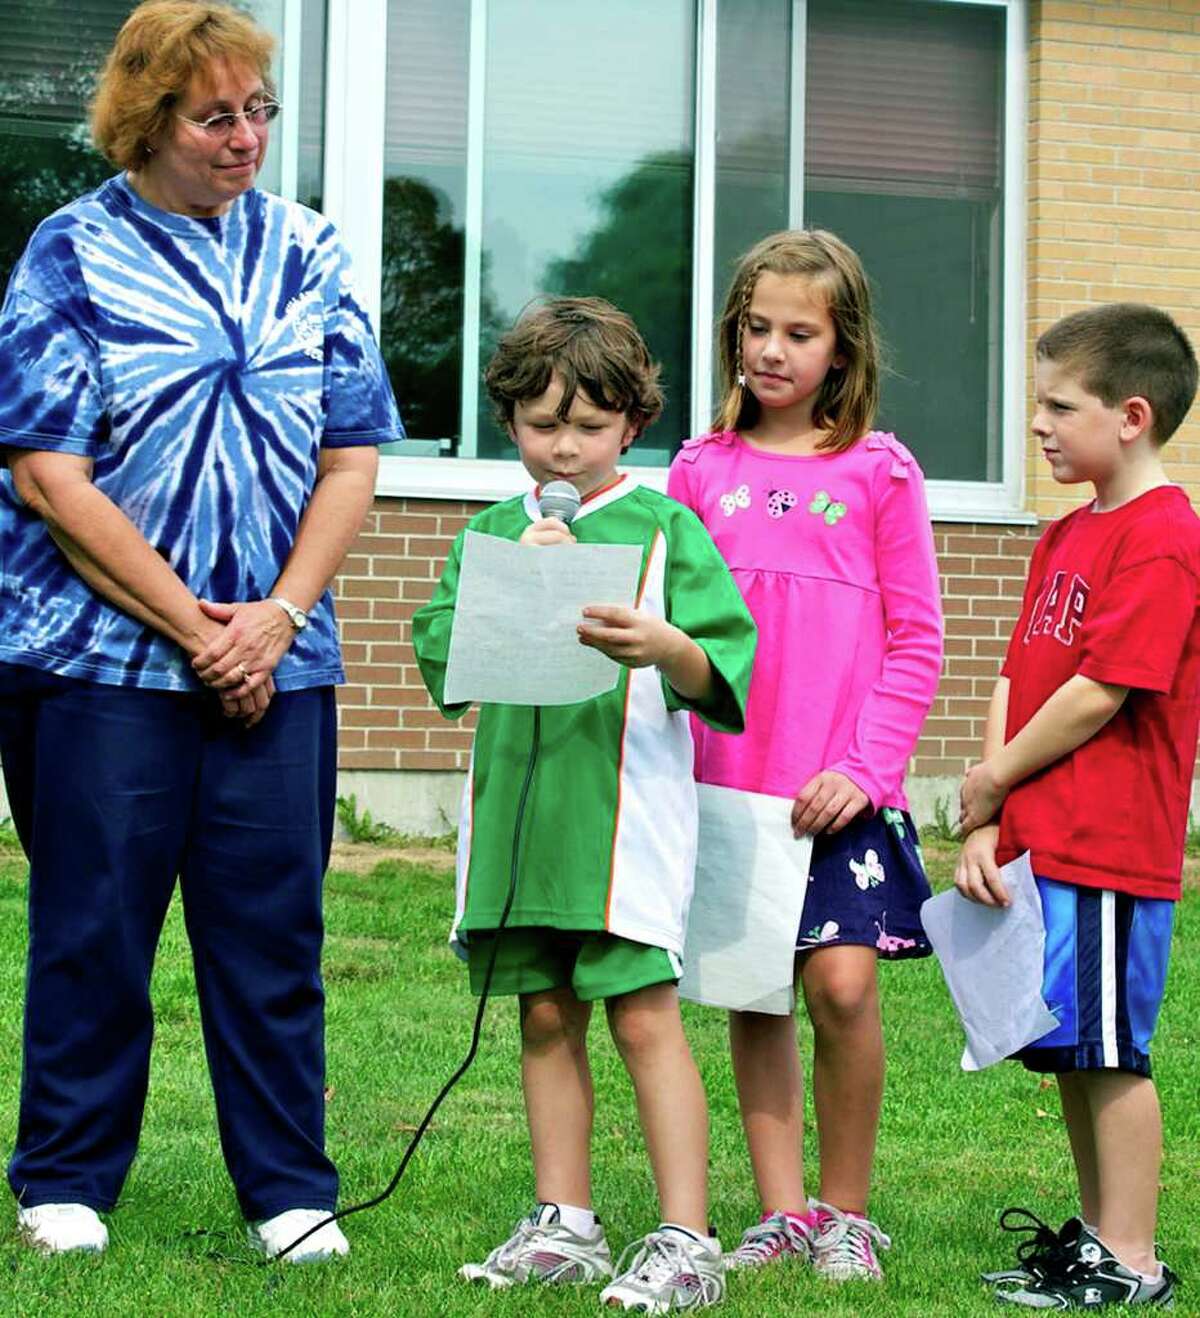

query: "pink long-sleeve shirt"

left=667, top=429, right=943, bottom=810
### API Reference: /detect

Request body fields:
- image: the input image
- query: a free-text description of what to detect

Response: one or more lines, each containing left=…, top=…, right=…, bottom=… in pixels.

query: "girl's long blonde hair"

left=713, top=229, right=879, bottom=452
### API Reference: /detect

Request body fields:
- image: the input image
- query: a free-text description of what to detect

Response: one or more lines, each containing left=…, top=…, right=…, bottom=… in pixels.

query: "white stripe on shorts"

left=1101, top=890, right=1118, bottom=1067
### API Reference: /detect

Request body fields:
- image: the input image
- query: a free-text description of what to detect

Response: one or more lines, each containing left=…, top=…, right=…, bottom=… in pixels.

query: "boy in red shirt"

left=955, top=303, right=1200, bottom=1309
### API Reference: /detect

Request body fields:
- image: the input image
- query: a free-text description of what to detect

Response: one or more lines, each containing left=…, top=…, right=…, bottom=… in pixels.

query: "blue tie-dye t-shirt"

left=0, top=174, right=403, bottom=691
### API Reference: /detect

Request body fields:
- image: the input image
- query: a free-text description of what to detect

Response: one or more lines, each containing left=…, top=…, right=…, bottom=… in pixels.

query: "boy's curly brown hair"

left=485, top=297, right=664, bottom=441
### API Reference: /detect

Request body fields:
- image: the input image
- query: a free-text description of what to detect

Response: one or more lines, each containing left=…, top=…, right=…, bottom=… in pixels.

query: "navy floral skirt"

left=796, top=807, right=932, bottom=960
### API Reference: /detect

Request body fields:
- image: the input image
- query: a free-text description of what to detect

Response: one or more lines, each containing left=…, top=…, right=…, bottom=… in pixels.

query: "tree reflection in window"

left=541, top=149, right=694, bottom=465
left=380, top=175, right=502, bottom=452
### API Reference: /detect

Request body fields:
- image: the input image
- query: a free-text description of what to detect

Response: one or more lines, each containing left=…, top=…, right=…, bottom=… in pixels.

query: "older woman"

left=0, top=2, right=401, bottom=1258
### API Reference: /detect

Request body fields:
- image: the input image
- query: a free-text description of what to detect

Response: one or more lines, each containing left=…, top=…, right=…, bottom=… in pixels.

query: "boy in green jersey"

left=413, top=298, right=756, bottom=1310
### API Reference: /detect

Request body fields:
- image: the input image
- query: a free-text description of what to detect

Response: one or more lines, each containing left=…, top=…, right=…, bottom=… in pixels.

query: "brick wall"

left=335, top=501, right=477, bottom=773
left=332, top=505, right=1042, bottom=785
left=911, top=523, right=1041, bottom=779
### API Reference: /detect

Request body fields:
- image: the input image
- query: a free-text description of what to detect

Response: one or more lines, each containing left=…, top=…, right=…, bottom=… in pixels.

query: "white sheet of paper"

left=679, top=784, right=813, bottom=1016
left=444, top=531, right=643, bottom=706
left=920, top=851, right=1060, bottom=1071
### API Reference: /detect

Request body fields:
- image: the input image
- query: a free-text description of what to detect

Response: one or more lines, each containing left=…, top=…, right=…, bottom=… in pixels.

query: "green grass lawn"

left=0, top=835, right=1197, bottom=1316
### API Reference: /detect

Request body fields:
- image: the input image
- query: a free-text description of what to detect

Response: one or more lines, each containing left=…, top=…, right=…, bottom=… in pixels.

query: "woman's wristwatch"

left=268, top=596, right=308, bottom=631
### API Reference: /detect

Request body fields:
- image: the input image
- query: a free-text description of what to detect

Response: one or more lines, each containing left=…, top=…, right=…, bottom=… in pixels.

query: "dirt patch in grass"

left=330, top=840, right=455, bottom=874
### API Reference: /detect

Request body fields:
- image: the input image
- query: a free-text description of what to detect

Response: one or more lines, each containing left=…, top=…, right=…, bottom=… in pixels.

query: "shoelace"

left=997, top=1208, right=1078, bottom=1283
left=731, top=1215, right=807, bottom=1264
left=615, top=1232, right=689, bottom=1283
left=812, top=1205, right=891, bottom=1272
left=490, top=1214, right=601, bottom=1280
left=493, top=1217, right=542, bottom=1269
left=611, top=1231, right=718, bottom=1300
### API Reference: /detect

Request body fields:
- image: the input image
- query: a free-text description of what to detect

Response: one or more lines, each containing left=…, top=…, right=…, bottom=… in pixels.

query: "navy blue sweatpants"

left=0, top=666, right=339, bottom=1219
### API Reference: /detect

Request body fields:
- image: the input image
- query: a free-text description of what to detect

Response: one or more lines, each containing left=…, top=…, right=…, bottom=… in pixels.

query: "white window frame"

left=323, top=0, right=1029, bottom=519
left=276, top=0, right=306, bottom=202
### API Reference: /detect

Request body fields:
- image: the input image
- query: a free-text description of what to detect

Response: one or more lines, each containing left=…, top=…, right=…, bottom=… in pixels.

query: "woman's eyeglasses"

left=177, top=101, right=281, bottom=138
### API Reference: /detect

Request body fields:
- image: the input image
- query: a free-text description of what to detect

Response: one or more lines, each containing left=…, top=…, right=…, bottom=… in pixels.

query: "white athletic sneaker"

left=808, top=1199, right=890, bottom=1281
left=248, top=1208, right=350, bottom=1262
left=600, top=1228, right=725, bottom=1311
left=460, top=1204, right=614, bottom=1288
left=17, top=1203, right=109, bottom=1254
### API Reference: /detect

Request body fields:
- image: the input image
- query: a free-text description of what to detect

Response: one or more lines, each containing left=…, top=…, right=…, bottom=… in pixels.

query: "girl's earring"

left=737, top=371, right=746, bottom=387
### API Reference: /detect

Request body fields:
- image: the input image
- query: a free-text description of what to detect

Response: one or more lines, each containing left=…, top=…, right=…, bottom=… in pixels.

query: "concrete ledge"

left=335, top=769, right=463, bottom=838
left=331, top=770, right=966, bottom=839
left=329, top=771, right=1200, bottom=841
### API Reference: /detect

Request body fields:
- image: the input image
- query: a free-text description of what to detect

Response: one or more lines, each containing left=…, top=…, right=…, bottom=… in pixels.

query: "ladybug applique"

left=766, top=487, right=798, bottom=518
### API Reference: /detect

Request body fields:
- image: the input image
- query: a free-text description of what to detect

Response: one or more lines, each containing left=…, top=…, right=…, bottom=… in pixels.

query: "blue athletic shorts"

left=1015, top=876, right=1174, bottom=1078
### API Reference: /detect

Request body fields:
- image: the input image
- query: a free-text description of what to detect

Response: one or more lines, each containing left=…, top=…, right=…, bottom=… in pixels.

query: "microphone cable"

left=272, top=706, right=542, bottom=1262
left=275, top=483, right=577, bottom=1262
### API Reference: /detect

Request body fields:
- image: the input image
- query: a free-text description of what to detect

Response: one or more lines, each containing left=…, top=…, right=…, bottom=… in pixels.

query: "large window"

left=348, top=0, right=1025, bottom=514
left=2, top=1, right=1025, bottom=516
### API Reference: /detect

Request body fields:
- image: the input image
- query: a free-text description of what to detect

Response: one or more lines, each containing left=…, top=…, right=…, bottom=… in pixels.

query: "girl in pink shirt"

left=668, top=230, right=942, bottom=1283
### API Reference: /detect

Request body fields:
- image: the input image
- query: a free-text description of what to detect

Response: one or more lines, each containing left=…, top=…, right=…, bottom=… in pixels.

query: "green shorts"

left=465, top=927, right=682, bottom=1002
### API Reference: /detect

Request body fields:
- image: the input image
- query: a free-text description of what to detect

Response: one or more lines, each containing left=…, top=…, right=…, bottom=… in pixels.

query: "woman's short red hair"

left=91, top=1, right=275, bottom=170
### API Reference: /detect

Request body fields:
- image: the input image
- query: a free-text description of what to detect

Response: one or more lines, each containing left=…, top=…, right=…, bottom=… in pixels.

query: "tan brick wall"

left=911, top=523, right=1041, bottom=778
left=1029, top=0, right=1200, bottom=519
left=335, top=501, right=477, bottom=773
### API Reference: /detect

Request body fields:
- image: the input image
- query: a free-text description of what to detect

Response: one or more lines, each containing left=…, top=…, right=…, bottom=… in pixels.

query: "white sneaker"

left=17, top=1203, right=109, bottom=1254
left=600, top=1228, right=725, bottom=1311
left=248, top=1208, right=350, bottom=1262
left=460, top=1204, right=614, bottom=1288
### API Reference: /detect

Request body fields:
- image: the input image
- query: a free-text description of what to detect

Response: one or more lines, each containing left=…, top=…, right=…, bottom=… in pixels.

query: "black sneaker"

left=994, top=1224, right=1177, bottom=1309
left=982, top=1210, right=1087, bottom=1288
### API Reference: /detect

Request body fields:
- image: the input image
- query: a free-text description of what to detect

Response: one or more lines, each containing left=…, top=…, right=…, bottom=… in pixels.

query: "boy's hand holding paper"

left=921, top=851, right=1059, bottom=1070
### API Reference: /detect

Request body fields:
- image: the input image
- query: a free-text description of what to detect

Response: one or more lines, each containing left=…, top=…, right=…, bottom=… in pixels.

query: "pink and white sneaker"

left=808, top=1199, right=891, bottom=1281
left=725, top=1210, right=812, bottom=1270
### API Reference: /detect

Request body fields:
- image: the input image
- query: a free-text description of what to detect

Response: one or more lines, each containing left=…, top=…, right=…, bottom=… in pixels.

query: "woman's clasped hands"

left=191, top=597, right=297, bottom=728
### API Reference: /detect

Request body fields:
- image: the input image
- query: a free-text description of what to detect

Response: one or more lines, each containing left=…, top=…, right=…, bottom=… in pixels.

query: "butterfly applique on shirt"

left=809, top=490, right=847, bottom=526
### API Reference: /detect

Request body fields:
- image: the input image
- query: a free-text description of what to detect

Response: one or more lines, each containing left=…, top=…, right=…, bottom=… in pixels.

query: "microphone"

left=538, top=480, right=582, bottom=527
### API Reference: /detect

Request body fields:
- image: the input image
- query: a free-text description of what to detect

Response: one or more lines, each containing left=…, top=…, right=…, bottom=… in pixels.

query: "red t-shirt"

left=996, top=486, right=1200, bottom=901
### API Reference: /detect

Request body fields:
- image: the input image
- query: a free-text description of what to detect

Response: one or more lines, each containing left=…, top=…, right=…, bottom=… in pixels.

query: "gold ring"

left=235, top=663, right=249, bottom=683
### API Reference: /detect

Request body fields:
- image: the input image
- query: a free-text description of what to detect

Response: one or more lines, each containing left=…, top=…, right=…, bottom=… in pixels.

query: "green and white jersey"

left=413, top=476, right=757, bottom=956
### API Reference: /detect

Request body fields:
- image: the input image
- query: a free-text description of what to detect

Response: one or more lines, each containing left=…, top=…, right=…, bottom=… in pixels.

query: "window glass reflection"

left=715, top=0, right=791, bottom=310
left=477, top=1, right=694, bottom=463
left=805, top=0, right=1005, bottom=483
left=383, top=0, right=470, bottom=454
left=383, top=0, right=695, bottom=464
left=0, top=0, right=129, bottom=292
